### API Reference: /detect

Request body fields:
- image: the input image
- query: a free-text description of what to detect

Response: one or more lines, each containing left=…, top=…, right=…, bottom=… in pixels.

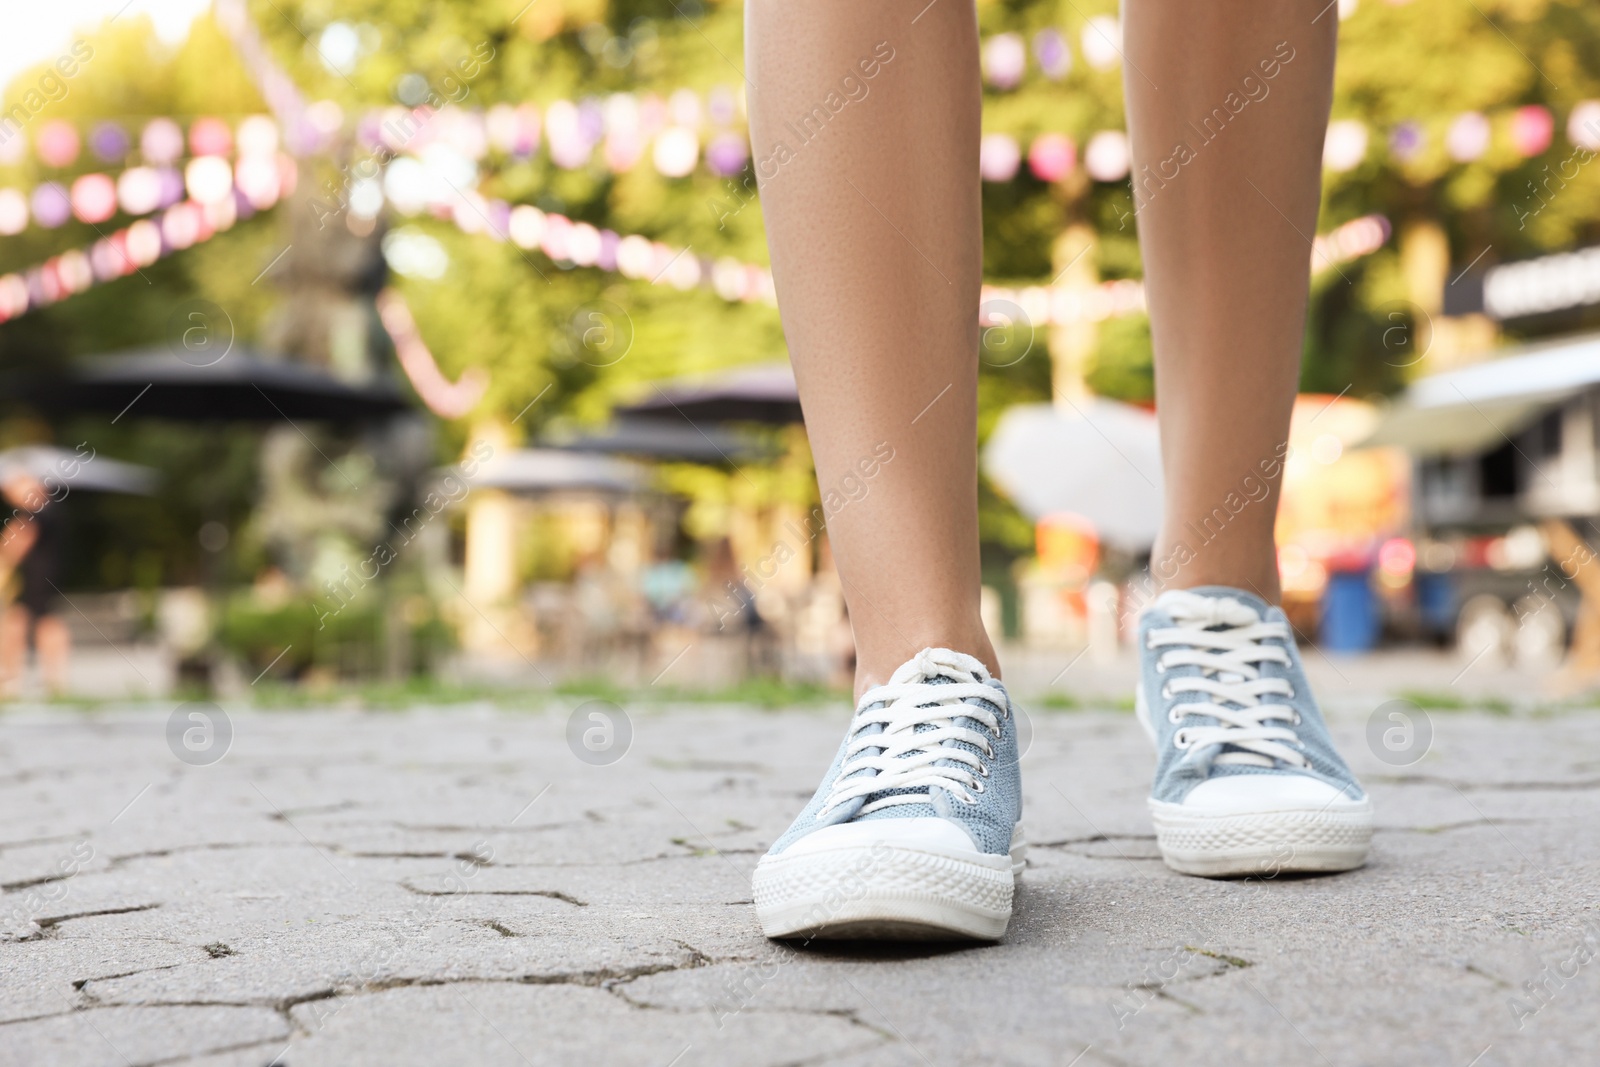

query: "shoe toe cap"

left=780, top=816, right=981, bottom=858
left=1180, top=773, right=1365, bottom=815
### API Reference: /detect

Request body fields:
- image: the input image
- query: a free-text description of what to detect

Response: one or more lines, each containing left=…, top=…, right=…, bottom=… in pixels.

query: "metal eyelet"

left=1160, top=683, right=1174, bottom=700
left=1173, top=729, right=1191, bottom=750
left=978, top=762, right=991, bottom=778
left=973, top=780, right=986, bottom=794
left=1155, top=659, right=1168, bottom=674
left=1168, top=707, right=1183, bottom=724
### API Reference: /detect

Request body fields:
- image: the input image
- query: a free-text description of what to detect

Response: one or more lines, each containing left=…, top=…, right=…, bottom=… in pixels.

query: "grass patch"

left=240, top=674, right=848, bottom=711
left=250, top=677, right=522, bottom=710
left=1029, top=692, right=1082, bottom=710
left=560, top=676, right=847, bottom=709
left=1395, top=690, right=1513, bottom=716
left=1021, top=692, right=1135, bottom=713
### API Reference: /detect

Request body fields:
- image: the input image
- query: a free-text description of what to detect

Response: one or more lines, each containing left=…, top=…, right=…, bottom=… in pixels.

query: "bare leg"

left=746, top=0, right=993, bottom=696
left=36, top=614, right=70, bottom=697
left=1124, top=0, right=1336, bottom=602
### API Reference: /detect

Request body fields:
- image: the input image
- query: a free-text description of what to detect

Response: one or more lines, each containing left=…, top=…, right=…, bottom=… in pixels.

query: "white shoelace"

left=819, top=648, right=1007, bottom=818
left=1147, top=591, right=1309, bottom=770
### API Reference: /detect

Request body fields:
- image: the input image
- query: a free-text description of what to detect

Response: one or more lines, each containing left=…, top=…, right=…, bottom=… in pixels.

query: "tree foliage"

left=2, top=0, right=1598, bottom=583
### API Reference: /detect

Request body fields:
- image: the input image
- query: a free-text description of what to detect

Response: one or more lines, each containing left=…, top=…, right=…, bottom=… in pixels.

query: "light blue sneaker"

left=752, top=648, right=1024, bottom=940
left=1136, top=587, right=1373, bottom=877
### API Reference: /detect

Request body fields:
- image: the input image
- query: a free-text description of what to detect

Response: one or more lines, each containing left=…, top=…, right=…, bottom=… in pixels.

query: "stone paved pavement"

left=2, top=694, right=1599, bottom=1067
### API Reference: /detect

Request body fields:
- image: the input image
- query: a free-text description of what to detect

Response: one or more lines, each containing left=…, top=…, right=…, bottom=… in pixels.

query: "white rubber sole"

left=1147, top=799, right=1373, bottom=877
left=752, top=826, right=1025, bottom=941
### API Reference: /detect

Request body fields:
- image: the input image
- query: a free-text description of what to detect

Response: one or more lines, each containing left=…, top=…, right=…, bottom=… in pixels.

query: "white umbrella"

left=0, top=445, right=157, bottom=495
left=983, top=398, right=1164, bottom=551
left=463, top=448, right=648, bottom=496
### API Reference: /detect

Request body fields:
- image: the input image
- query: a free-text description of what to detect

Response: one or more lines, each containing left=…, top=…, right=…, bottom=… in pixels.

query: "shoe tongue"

left=887, top=647, right=990, bottom=687
left=1154, top=588, right=1263, bottom=629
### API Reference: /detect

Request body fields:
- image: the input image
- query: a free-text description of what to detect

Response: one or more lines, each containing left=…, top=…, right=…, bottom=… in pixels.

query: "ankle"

left=1150, top=531, right=1281, bottom=605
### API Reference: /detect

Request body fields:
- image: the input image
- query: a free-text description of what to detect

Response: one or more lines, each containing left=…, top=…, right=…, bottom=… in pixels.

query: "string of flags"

left=977, top=215, right=1389, bottom=330
left=406, top=187, right=779, bottom=306
left=0, top=149, right=296, bottom=234
left=0, top=161, right=297, bottom=324
left=375, top=287, right=490, bottom=419
left=5, top=97, right=1598, bottom=192
left=0, top=150, right=1390, bottom=333
left=0, top=0, right=1429, bottom=329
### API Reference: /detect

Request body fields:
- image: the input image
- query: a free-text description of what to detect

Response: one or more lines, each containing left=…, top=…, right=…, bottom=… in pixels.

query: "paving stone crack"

left=9, top=903, right=161, bottom=940
left=0, top=832, right=92, bottom=855
left=158, top=1037, right=290, bottom=1067
left=1032, top=833, right=1158, bottom=848
left=3, top=870, right=78, bottom=892
left=72, top=962, right=187, bottom=993
left=339, top=848, right=497, bottom=864
left=259, top=953, right=724, bottom=1021
left=387, top=820, right=583, bottom=834
left=397, top=881, right=586, bottom=905
left=136, top=1032, right=295, bottom=1067
left=264, top=800, right=360, bottom=820
left=105, top=842, right=307, bottom=868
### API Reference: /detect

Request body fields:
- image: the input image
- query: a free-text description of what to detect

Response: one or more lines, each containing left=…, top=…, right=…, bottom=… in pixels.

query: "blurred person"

left=641, top=558, right=696, bottom=626
left=745, top=0, right=1371, bottom=940
left=702, top=537, right=776, bottom=678
left=0, top=468, right=71, bottom=698
left=571, top=551, right=622, bottom=673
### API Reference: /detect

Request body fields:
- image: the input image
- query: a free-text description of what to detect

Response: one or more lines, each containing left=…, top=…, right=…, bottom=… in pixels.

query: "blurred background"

left=1, top=0, right=1598, bottom=708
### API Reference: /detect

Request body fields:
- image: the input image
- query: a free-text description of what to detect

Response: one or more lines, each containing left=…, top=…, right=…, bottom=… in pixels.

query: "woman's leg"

left=1121, top=5, right=1374, bottom=880
left=745, top=0, right=991, bottom=697
left=1123, top=0, right=1337, bottom=601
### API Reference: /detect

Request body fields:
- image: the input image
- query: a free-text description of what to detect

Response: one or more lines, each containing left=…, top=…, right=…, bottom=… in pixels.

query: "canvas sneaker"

left=1136, top=587, right=1373, bottom=877
left=752, top=647, right=1024, bottom=940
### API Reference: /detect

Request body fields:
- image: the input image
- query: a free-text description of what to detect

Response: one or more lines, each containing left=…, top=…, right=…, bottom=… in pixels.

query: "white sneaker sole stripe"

left=753, top=832, right=1024, bottom=941
left=1148, top=800, right=1374, bottom=877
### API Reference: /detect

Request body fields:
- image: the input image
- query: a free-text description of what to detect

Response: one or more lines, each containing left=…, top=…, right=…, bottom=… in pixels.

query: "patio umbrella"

left=544, top=418, right=776, bottom=464
left=0, top=445, right=157, bottom=494
left=614, top=362, right=802, bottom=425
left=465, top=448, right=649, bottom=496
left=983, top=398, right=1165, bottom=551
left=6, top=346, right=412, bottom=423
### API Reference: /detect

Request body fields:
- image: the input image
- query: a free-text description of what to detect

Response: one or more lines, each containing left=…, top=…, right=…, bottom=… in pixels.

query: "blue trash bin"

left=1320, top=569, right=1379, bottom=653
